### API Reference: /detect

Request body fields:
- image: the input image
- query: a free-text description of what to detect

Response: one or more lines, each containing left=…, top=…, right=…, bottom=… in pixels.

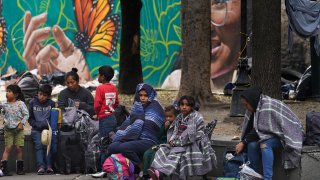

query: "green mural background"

left=1, top=0, right=181, bottom=88
left=140, top=0, right=181, bottom=87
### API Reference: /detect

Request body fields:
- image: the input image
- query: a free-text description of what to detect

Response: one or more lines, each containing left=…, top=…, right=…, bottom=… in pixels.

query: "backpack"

left=304, top=111, right=320, bottom=146
left=103, top=154, right=135, bottom=180
left=114, top=105, right=130, bottom=127
left=223, top=152, right=246, bottom=178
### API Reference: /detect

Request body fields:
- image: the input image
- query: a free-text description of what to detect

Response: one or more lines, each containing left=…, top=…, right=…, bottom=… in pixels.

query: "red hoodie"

left=94, top=83, right=119, bottom=120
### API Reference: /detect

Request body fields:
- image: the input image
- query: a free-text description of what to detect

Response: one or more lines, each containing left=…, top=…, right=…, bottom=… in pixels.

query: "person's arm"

left=20, top=102, right=30, bottom=126
left=28, top=100, right=35, bottom=127
left=242, top=129, right=259, bottom=145
left=94, top=86, right=102, bottom=116
left=115, top=90, right=119, bottom=108
left=57, top=90, right=67, bottom=111
left=118, top=119, right=144, bottom=142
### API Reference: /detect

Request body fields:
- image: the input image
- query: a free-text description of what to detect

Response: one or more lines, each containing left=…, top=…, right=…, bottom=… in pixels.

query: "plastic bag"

left=239, top=163, right=263, bottom=180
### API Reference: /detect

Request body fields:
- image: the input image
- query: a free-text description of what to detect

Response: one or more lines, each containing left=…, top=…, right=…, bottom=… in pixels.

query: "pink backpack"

left=103, top=153, right=135, bottom=180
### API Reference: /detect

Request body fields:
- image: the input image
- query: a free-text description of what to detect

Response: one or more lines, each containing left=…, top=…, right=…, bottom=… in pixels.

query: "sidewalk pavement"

left=1, top=173, right=96, bottom=180
left=2, top=173, right=212, bottom=180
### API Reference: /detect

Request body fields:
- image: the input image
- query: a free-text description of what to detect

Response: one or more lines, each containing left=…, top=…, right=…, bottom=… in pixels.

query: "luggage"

left=56, top=129, right=85, bottom=174
left=114, top=105, right=129, bottom=127
left=84, top=150, right=100, bottom=174
left=50, top=108, right=61, bottom=154
left=304, top=111, right=320, bottom=146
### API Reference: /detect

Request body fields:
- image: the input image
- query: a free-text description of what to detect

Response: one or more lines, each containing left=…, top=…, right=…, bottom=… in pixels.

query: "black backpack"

left=114, top=105, right=129, bottom=127
left=223, top=152, right=247, bottom=178
left=304, top=111, right=320, bottom=146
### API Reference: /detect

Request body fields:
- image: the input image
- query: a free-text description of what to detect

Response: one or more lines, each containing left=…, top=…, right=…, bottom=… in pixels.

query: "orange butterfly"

left=0, top=0, right=7, bottom=56
left=73, top=0, right=120, bottom=56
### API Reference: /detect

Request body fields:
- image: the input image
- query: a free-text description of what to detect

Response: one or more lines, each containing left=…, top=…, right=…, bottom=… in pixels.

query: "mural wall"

left=0, top=0, right=182, bottom=88
left=140, top=0, right=181, bottom=87
left=1, top=0, right=121, bottom=81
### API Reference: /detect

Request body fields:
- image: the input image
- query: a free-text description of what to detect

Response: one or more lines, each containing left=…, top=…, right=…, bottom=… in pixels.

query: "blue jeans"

left=99, top=115, right=117, bottom=166
left=247, top=137, right=282, bottom=180
left=31, top=130, right=52, bottom=169
left=99, top=115, right=117, bottom=138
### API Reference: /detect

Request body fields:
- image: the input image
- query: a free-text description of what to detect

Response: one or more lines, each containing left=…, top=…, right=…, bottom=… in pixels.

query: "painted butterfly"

left=73, top=0, right=120, bottom=56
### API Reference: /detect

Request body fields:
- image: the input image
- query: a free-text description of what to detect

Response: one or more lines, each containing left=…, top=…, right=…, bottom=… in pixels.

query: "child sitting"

left=149, top=96, right=216, bottom=180
left=29, top=84, right=56, bottom=175
left=141, top=105, right=179, bottom=179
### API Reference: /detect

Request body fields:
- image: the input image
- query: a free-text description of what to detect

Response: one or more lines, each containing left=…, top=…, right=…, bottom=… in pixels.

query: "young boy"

left=93, top=65, right=119, bottom=177
left=28, top=84, right=56, bottom=175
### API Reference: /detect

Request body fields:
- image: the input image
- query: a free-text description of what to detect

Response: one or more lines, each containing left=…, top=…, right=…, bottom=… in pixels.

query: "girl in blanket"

left=149, top=95, right=216, bottom=180
left=235, top=87, right=304, bottom=180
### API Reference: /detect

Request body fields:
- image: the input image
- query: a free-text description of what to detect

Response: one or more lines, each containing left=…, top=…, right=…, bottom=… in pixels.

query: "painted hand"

left=22, top=11, right=91, bottom=82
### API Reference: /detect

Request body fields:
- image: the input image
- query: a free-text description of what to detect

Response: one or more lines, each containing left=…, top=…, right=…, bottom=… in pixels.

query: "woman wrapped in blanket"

left=235, top=87, right=304, bottom=180
left=149, top=95, right=217, bottom=180
left=107, top=83, right=165, bottom=166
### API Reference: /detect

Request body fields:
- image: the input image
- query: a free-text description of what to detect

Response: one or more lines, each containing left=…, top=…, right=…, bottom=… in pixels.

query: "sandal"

left=46, top=167, right=54, bottom=175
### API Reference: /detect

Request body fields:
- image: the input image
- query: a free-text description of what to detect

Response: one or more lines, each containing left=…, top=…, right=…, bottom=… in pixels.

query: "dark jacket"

left=57, top=86, right=94, bottom=116
left=28, top=97, right=56, bottom=131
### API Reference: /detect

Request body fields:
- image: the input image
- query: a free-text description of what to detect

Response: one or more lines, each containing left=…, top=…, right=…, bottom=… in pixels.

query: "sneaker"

left=92, top=171, right=107, bottom=178
left=37, top=167, right=45, bottom=175
left=46, top=167, right=54, bottom=175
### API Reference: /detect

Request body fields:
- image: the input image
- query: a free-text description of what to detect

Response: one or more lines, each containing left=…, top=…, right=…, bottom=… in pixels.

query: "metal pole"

left=229, top=0, right=250, bottom=117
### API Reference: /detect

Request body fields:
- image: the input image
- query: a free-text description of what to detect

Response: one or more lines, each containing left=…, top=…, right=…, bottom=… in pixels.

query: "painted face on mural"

left=211, top=0, right=241, bottom=79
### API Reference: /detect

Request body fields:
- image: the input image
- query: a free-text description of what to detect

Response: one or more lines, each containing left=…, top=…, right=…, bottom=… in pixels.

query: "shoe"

left=1, top=160, right=12, bottom=176
left=92, top=171, right=107, bottom=178
left=16, top=160, right=25, bottom=175
left=148, top=168, right=160, bottom=180
left=46, top=167, right=54, bottom=175
left=37, top=167, right=45, bottom=175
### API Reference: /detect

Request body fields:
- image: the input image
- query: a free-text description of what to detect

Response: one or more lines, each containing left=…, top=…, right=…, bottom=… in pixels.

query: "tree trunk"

left=118, top=0, right=143, bottom=94
left=178, top=0, right=214, bottom=107
left=251, top=0, right=281, bottom=99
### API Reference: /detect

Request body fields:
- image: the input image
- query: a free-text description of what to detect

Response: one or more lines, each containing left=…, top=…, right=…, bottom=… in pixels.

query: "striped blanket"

left=242, top=95, right=304, bottom=169
left=151, top=111, right=216, bottom=179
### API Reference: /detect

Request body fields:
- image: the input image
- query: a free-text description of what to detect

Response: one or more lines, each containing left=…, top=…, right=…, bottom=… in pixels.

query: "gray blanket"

left=151, top=111, right=216, bottom=179
left=242, top=95, right=304, bottom=169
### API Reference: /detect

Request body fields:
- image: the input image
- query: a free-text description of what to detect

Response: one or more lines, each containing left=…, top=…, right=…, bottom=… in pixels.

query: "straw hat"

left=41, top=122, right=52, bottom=156
left=1, top=66, right=17, bottom=79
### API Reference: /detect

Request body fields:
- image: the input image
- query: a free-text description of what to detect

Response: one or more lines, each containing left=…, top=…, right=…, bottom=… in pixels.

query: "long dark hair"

left=178, top=95, right=196, bottom=110
left=7, top=84, right=25, bottom=102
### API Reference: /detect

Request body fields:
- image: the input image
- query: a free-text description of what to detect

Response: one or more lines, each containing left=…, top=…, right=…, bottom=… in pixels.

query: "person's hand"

left=164, top=120, right=171, bottom=129
left=16, top=123, right=24, bottom=131
left=235, top=142, right=245, bottom=154
left=22, top=11, right=92, bottom=82
left=74, top=99, right=80, bottom=109
left=169, top=140, right=175, bottom=147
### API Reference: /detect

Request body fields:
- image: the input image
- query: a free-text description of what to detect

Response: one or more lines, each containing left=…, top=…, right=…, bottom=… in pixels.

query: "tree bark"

left=178, top=0, right=215, bottom=107
left=118, top=0, right=143, bottom=94
left=251, top=0, right=281, bottom=99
